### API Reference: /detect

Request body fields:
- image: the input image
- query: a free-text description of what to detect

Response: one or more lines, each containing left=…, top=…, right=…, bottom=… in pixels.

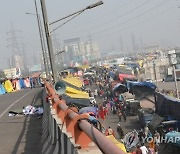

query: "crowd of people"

left=82, top=67, right=162, bottom=154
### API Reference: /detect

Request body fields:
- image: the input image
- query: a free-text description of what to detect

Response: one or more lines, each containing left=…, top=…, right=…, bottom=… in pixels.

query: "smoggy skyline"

left=0, top=0, right=180, bottom=69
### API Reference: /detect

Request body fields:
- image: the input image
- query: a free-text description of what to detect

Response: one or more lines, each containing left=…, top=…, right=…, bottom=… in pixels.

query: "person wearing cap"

left=117, top=123, right=124, bottom=139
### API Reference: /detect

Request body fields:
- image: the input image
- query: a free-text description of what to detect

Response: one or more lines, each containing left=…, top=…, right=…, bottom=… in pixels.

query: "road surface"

left=0, top=87, right=43, bottom=154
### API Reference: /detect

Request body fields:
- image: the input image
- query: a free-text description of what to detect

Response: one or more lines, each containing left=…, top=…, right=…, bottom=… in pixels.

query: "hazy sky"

left=0, top=0, right=180, bottom=69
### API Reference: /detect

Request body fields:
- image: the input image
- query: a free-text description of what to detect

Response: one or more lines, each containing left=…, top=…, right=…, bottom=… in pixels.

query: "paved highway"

left=0, top=87, right=43, bottom=154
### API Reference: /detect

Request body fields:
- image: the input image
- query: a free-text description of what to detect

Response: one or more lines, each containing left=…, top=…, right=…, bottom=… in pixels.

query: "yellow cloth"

left=4, top=80, right=14, bottom=93
left=106, top=135, right=127, bottom=153
left=63, top=77, right=83, bottom=88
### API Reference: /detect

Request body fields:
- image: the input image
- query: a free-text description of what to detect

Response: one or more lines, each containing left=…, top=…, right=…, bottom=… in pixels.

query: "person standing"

left=144, top=125, right=149, bottom=139
left=121, top=109, right=126, bottom=122
left=136, top=145, right=142, bottom=154
left=118, top=109, right=122, bottom=122
left=140, top=143, right=148, bottom=154
left=94, top=88, right=98, bottom=98
left=117, top=123, right=124, bottom=139
left=153, top=130, right=160, bottom=145
left=154, top=142, right=159, bottom=154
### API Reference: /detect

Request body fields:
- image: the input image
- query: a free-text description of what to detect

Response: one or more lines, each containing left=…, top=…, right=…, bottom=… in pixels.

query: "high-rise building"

left=62, top=38, right=100, bottom=66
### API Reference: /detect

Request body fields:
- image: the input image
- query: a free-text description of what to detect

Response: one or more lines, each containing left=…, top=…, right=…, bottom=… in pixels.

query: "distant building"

left=4, top=68, right=21, bottom=78
left=62, top=38, right=100, bottom=66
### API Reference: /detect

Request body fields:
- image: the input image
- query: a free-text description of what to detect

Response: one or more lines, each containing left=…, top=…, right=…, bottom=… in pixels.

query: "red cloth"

left=99, top=106, right=105, bottom=120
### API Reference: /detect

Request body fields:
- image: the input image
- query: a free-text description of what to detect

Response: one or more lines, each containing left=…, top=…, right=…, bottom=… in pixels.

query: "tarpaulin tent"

left=62, top=94, right=91, bottom=108
left=19, top=78, right=26, bottom=89
left=0, top=83, right=6, bottom=95
left=24, top=78, right=30, bottom=88
left=79, top=107, right=98, bottom=115
left=3, top=80, right=14, bottom=93
left=155, top=92, right=180, bottom=120
left=127, top=81, right=156, bottom=100
left=112, top=83, right=128, bottom=94
left=66, top=86, right=89, bottom=98
left=62, top=77, right=83, bottom=90
left=15, top=80, right=21, bottom=90
left=119, top=74, right=137, bottom=83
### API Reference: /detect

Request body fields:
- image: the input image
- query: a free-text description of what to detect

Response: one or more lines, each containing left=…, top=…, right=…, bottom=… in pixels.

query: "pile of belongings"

left=8, top=105, right=43, bottom=116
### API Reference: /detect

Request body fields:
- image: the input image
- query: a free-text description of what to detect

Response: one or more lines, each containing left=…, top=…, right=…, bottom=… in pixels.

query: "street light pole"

left=40, top=0, right=58, bottom=83
left=153, top=61, right=158, bottom=87
left=34, top=0, right=49, bottom=78
left=173, top=65, right=179, bottom=98
left=39, top=0, right=103, bottom=83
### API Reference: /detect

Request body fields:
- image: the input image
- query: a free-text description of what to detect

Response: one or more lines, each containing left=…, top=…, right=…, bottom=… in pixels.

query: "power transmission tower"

left=119, top=36, right=124, bottom=52
left=131, top=32, right=138, bottom=59
left=131, top=33, right=136, bottom=53
left=7, top=23, right=26, bottom=71
left=88, top=34, right=93, bottom=64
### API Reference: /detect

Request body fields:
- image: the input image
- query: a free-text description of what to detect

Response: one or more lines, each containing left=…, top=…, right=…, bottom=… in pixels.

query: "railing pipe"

left=79, top=120, right=125, bottom=154
left=45, top=81, right=126, bottom=154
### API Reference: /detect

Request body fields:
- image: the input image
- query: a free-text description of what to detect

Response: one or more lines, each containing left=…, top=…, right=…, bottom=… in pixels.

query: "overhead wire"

left=60, top=0, right=133, bottom=29
left=78, top=0, right=171, bottom=39
left=50, top=0, right=175, bottom=48
left=89, top=3, right=176, bottom=40
left=84, top=0, right=151, bottom=31
left=51, top=11, right=84, bottom=33
left=58, top=0, right=151, bottom=37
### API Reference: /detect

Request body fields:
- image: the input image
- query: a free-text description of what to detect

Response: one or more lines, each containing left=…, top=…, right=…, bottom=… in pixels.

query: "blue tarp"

left=79, top=107, right=98, bottom=115
left=113, top=83, right=128, bottom=94
left=155, top=92, right=180, bottom=120
left=127, top=81, right=156, bottom=90
left=127, top=81, right=156, bottom=99
left=0, top=83, right=6, bottom=95
left=19, top=78, right=26, bottom=89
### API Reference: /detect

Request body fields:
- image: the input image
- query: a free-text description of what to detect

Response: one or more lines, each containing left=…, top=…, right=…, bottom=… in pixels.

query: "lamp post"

left=168, top=50, right=179, bottom=99
left=153, top=60, right=158, bottom=87
left=26, top=0, right=49, bottom=78
left=40, top=0, right=103, bottom=83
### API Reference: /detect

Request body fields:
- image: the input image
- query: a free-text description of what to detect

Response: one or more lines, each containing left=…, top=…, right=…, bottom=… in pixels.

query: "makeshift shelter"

left=127, top=81, right=156, bottom=100
left=3, top=80, right=14, bottom=93
left=19, top=78, right=26, bottom=89
left=62, top=77, right=83, bottom=91
left=119, top=74, right=137, bottom=83
left=112, top=83, right=128, bottom=95
left=0, top=83, right=6, bottom=95
left=15, top=79, right=21, bottom=90
left=155, top=92, right=180, bottom=120
left=79, top=107, right=98, bottom=116
left=24, top=78, right=30, bottom=88
left=62, top=94, right=91, bottom=108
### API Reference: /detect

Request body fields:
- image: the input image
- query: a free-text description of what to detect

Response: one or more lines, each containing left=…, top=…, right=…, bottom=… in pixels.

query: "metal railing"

left=42, top=81, right=126, bottom=154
